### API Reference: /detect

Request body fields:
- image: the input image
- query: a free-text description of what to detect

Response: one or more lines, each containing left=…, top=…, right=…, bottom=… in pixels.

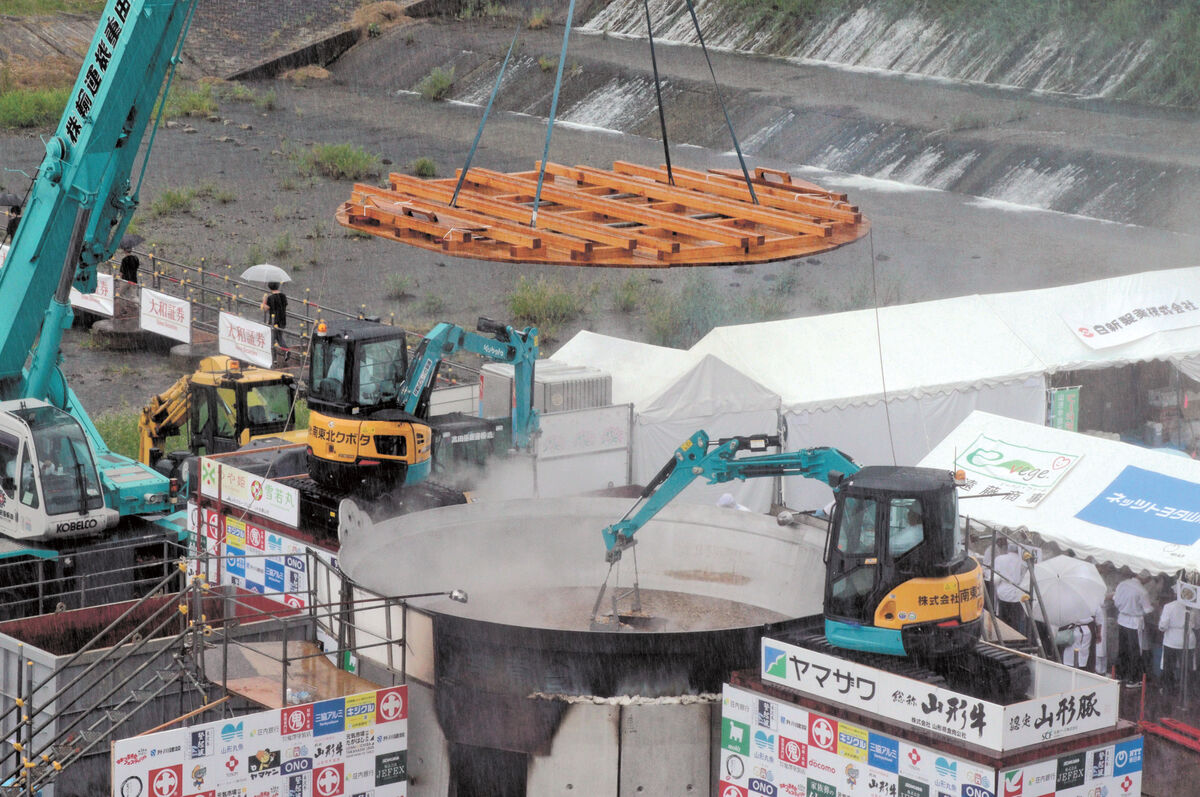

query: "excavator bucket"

left=337, top=161, right=868, bottom=268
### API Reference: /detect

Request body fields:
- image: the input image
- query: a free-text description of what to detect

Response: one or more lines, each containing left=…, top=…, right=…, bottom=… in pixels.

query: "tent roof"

left=692, top=294, right=1044, bottom=411
left=638, top=353, right=780, bottom=422
left=550, top=330, right=698, bottom=406
left=919, top=410, right=1200, bottom=575
left=982, top=266, right=1200, bottom=373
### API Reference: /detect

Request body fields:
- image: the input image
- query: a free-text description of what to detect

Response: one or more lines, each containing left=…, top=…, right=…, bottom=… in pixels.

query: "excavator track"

left=775, top=618, right=1032, bottom=704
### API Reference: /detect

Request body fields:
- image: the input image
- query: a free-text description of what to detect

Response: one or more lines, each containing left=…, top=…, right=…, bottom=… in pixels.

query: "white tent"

left=550, top=330, right=699, bottom=406
left=983, top=267, right=1200, bottom=375
left=920, top=410, right=1200, bottom=576
left=693, top=295, right=1047, bottom=508
left=633, top=354, right=782, bottom=512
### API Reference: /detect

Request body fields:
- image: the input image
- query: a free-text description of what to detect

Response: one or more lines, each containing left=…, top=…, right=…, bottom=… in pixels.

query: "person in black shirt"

left=260, top=281, right=288, bottom=357
left=3, top=206, right=20, bottom=244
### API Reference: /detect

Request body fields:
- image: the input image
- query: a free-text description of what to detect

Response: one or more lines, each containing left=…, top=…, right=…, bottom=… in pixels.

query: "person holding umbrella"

left=242, top=264, right=292, bottom=362
left=260, top=281, right=288, bottom=358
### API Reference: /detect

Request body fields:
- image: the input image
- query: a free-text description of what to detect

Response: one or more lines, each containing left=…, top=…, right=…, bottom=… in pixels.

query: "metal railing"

left=0, top=536, right=185, bottom=620
left=102, top=249, right=483, bottom=384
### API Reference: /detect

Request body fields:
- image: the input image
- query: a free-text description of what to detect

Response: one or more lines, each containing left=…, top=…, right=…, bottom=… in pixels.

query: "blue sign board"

left=1075, top=465, right=1200, bottom=544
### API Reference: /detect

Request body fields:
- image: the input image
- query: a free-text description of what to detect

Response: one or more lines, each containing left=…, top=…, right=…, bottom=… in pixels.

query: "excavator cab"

left=187, top=377, right=295, bottom=457
left=824, top=466, right=983, bottom=658
left=306, top=319, right=432, bottom=497
left=0, top=401, right=117, bottom=540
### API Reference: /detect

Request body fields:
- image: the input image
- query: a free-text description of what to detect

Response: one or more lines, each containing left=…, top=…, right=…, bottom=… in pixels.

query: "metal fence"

left=102, top=248, right=482, bottom=383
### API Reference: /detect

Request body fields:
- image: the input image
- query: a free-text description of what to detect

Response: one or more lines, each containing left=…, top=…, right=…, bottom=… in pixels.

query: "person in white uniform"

left=992, top=538, right=1027, bottom=634
left=1114, top=572, right=1155, bottom=685
left=1159, top=583, right=1199, bottom=691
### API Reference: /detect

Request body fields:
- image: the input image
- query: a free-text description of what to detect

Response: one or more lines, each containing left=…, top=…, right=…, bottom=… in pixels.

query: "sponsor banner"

left=219, top=310, right=273, bottom=369
left=762, top=638, right=1119, bottom=752
left=999, top=737, right=1142, bottom=797
left=113, top=688, right=407, bottom=797
left=141, top=287, right=191, bottom=343
left=725, top=684, right=989, bottom=797
left=69, top=272, right=114, bottom=316
left=1061, top=293, right=1200, bottom=350
left=1076, top=465, right=1200, bottom=545
left=199, top=459, right=299, bottom=528
left=954, top=434, right=1082, bottom=508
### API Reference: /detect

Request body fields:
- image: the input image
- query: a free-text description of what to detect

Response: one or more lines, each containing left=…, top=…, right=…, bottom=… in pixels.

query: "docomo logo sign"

left=148, top=765, right=182, bottom=797
left=376, top=686, right=407, bottom=723
left=809, top=717, right=837, bottom=752
left=314, top=763, right=344, bottom=797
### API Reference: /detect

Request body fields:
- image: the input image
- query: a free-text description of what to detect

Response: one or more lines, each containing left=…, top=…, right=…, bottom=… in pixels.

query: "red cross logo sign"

left=809, top=717, right=836, bottom=752
left=376, top=686, right=407, bottom=722
left=313, top=764, right=343, bottom=797
left=148, top=766, right=181, bottom=797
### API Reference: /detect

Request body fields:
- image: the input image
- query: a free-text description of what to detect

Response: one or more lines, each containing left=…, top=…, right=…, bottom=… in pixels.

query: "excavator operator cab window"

left=215, top=388, right=236, bottom=439
left=0, top=429, right=17, bottom=497
left=835, top=495, right=878, bottom=556
left=888, top=498, right=925, bottom=560
left=925, top=487, right=965, bottom=565
left=828, top=494, right=880, bottom=621
left=310, top=337, right=350, bottom=406
left=244, top=383, right=292, bottom=428
left=12, top=405, right=102, bottom=515
left=356, top=338, right=404, bottom=407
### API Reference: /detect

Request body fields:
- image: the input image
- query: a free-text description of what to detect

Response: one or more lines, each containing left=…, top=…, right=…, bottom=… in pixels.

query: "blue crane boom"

left=402, top=318, right=540, bottom=449
left=601, top=429, right=858, bottom=562
left=0, top=0, right=197, bottom=525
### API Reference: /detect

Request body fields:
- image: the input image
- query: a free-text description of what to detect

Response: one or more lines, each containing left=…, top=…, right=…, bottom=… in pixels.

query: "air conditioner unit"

left=480, top=360, right=612, bottom=417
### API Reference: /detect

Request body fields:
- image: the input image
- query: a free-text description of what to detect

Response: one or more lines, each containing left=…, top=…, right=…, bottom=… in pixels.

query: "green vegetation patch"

left=0, top=87, right=70, bottom=128
left=506, top=276, right=586, bottom=339
left=296, top=143, right=383, bottom=181
left=647, top=271, right=786, bottom=348
left=4, top=0, right=104, bottom=15
left=417, top=66, right=455, bottom=101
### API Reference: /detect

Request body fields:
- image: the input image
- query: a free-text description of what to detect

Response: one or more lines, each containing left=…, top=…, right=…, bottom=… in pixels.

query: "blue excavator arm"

left=0, top=0, right=198, bottom=516
left=401, top=317, right=540, bottom=448
left=601, top=429, right=859, bottom=562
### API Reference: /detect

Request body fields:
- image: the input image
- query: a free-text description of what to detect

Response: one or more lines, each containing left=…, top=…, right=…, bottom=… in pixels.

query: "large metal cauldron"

left=339, top=497, right=829, bottom=795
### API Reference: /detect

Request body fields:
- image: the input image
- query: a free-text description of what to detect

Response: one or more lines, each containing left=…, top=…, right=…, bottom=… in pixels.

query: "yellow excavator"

left=138, top=355, right=303, bottom=479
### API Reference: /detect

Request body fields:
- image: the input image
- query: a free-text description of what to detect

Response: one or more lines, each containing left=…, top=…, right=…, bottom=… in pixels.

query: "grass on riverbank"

left=3, top=0, right=104, bottom=15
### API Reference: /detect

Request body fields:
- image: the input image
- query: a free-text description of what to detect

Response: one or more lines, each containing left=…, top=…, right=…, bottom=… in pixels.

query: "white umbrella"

left=241, top=263, right=292, bottom=283
left=1030, top=555, right=1107, bottom=627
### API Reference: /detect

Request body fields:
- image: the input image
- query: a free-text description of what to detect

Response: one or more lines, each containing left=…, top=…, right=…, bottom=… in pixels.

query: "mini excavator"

left=593, top=430, right=1030, bottom=701
left=305, top=316, right=538, bottom=499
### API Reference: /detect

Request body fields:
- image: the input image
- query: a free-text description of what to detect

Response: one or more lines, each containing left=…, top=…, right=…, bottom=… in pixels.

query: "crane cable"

left=867, top=226, right=899, bottom=466
left=531, top=0, right=579, bottom=227
left=680, top=0, right=757, bottom=205
left=643, top=0, right=674, bottom=186
left=450, top=20, right=523, bottom=209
